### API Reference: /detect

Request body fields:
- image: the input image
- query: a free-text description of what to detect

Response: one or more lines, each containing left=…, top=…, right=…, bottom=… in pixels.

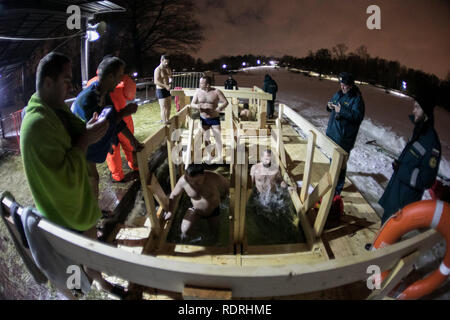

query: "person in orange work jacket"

left=87, top=73, right=139, bottom=183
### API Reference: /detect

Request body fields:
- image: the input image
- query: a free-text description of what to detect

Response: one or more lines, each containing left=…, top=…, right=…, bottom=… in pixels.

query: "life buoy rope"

left=372, top=200, right=450, bottom=300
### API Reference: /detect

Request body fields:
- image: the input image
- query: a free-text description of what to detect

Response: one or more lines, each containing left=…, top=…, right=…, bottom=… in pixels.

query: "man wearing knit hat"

left=379, top=92, right=441, bottom=224
left=325, top=72, right=365, bottom=215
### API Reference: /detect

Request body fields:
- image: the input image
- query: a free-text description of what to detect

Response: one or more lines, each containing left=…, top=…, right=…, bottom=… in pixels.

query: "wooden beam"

left=171, top=88, right=272, bottom=101
left=233, top=163, right=242, bottom=245
left=367, top=251, right=420, bottom=300
left=300, top=131, right=317, bottom=203
left=238, top=150, right=249, bottom=245
left=148, top=174, right=169, bottom=211
left=184, top=118, right=195, bottom=169
left=278, top=103, right=284, bottom=120
left=136, top=149, right=161, bottom=234
left=285, top=179, right=317, bottom=249
left=282, top=105, right=347, bottom=159
left=313, top=149, right=344, bottom=236
left=302, top=172, right=332, bottom=215
left=166, top=115, right=178, bottom=191
left=259, top=100, right=267, bottom=129
left=183, top=285, right=232, bottom=300
left=37, top=217, right=441, bottom=298
left=276, top=118, right=287, bottom=168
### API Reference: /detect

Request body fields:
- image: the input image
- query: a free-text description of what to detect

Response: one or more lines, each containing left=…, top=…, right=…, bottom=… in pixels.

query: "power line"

left=0, top=32, right=83, bottom=41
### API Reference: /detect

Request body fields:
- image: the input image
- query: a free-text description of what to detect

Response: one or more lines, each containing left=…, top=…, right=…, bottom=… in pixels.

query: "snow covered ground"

left=215, top=67, right=450, bottom=217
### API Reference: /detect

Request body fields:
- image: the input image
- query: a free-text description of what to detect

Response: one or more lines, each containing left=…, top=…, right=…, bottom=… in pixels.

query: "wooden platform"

left=1, top=86, right=443, bottom=300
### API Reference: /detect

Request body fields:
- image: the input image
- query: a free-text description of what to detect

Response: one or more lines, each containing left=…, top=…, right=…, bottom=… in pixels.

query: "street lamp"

left=81, top=21, right=107, bottom=87
left=402, top=81, right=407, bottom=91
left=86, top=21, right=106, bottom=42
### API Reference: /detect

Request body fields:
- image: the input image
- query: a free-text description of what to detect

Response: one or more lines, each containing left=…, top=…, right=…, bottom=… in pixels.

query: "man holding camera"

left=325, top=72, right=365, bottom=213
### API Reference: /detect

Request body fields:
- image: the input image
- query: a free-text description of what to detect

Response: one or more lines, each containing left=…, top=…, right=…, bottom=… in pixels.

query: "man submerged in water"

left=164, top=164, right=230, bottom=241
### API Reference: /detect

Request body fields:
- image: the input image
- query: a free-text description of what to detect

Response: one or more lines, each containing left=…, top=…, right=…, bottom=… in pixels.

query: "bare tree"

left=354, top=45, right=370, bottom=60
left=101, top=0, right=204, bottom=75
left=332, top=43, right=348, bottom=60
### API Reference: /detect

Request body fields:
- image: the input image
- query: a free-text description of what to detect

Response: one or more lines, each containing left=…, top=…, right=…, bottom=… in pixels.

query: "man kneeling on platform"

left=164, top=164, right=229, bottom=241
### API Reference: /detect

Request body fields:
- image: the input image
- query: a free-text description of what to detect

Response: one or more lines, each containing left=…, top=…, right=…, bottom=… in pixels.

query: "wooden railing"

left=1, top=194, right=441, bottom=299
left=1, top=87, right=442, bottom=299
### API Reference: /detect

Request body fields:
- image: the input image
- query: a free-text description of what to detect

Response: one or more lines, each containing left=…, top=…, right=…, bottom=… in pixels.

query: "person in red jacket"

left=87, top=73, right=139, bottom=182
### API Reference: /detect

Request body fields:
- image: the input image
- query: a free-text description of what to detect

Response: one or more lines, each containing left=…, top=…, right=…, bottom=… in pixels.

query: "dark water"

left=246, top=187, right=306, bottom=245
left=164, top=163, right=305, bottom=247
left=166, top=194, right=231, bottom=247
left=166, top=164, right=231, bottom=247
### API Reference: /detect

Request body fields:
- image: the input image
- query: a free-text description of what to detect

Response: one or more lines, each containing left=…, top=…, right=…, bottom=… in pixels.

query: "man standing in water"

left=250, top=149, right=288, bottom=195
left=154, top=55, right=173, bottom=123
left=190, top=76, right=229, bottom=161
left=163, top=164, right=230, bottom=241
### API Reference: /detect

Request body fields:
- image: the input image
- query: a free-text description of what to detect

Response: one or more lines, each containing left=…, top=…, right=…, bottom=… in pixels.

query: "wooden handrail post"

left=184, top=118, right=195, bottom=170
left=278, top=103, right=284, bottom=120
left=238, top=146, right=249, bottom=246
left=166, top=115, right=179, bottom=191
left=136, top=149, right=161, bottom=235
left=259, top=100, right=267, bottom=129
left=276, top=118, right=286, bottom=168
left=300, top=130, right=317, bottom=203
left=313, top=149, right=344, bottom=236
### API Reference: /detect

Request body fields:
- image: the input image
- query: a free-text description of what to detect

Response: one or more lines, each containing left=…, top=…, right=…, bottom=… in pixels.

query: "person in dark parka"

left=224, top=74, right=238, bottom=90
left=326, top=72, right=365, bottom=195
left=263, top=74, right=278, bottom=118
left=379, top=94, right=441, bottom=225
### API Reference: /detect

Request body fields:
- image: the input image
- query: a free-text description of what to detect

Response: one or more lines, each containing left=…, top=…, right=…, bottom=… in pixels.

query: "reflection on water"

left=246, top=186, right=306, bottom=245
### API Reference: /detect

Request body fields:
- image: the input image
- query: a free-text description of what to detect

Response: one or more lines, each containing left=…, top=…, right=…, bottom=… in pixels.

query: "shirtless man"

left=240, top=103, right=252, bottom=121
left=164, top=164, right=230, bottom=240
left=250, top=149, right=288, bottom=194
left=190, top=76, right=229, bottom=160
left=154, top=55, right=172, bottom=123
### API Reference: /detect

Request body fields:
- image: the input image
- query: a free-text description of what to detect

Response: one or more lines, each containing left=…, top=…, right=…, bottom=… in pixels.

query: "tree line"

left=182, top=44, right=449, bottom=111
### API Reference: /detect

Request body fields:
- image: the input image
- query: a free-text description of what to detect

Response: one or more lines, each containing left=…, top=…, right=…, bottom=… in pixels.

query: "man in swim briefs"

left=154, top=55, right=173, bottom=123
left=164, top=164, right=230, bottom=240
left=190, top=76, right=229, bottom=160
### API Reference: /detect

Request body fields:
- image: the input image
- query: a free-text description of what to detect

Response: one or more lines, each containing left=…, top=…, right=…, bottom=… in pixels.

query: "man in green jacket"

left=20, top=52, right=126, bottom=298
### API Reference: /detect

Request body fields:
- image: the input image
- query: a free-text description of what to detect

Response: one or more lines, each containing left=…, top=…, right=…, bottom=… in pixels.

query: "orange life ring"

left=373, top=200, right=450, bottom=300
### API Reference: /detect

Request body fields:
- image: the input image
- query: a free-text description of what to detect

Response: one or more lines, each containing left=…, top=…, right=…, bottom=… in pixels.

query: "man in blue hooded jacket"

left=326, top=72, right=365, bottom=197
left=379, top=94, right=441, bottom=225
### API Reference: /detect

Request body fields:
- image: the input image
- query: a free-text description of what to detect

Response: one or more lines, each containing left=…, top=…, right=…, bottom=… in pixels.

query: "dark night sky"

left=194, top=0, right=450, bottom=79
